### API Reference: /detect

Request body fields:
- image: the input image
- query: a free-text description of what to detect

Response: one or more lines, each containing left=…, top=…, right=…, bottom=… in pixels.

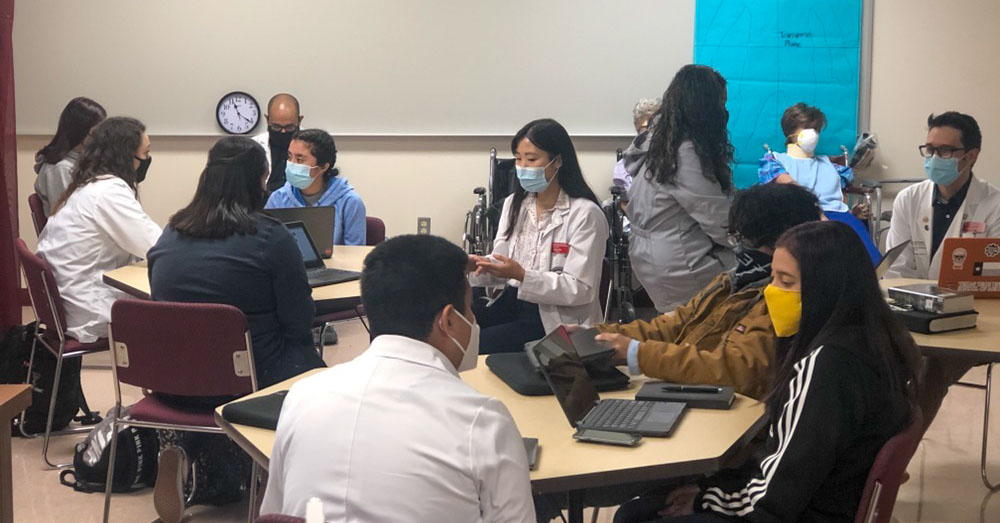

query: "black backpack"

left=59, top=406, right=160, bottom=493
left=0, top=323, right=101, bottom=434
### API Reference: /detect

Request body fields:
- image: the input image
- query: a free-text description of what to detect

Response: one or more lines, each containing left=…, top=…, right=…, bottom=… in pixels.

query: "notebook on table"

left=285, top=221, right=360, bottom=288
left=531, top=336, right=685, bottom=437
left=264, top=206, right=336, bottom=258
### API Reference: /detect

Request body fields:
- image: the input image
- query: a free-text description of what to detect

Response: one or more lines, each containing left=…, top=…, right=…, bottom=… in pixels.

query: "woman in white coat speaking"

left=36, top=117, right=162, bottom=343
left=625, top=65, right=735, bottom=312
left=469, top=119, right=609, bottom=354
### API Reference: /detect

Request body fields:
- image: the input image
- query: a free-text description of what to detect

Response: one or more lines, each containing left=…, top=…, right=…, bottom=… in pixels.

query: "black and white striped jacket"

left=695, top=339, right=911, bottom=522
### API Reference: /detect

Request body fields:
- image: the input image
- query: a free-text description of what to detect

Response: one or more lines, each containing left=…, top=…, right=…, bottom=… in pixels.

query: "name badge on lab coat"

left=962, top=221, right=987, bottom=234
left=552, top=242, right=570, bottom=254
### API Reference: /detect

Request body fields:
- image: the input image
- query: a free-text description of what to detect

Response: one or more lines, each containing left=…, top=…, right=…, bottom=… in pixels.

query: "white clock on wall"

left=216, top=91, right=260, bottom=134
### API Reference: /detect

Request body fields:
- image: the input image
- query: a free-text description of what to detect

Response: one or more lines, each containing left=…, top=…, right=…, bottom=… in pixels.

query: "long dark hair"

left=767, top=221, right=921, bottom=419
left=292, top=129, right=339, bottom=181
left=169, top=137, right=269, bottom=239
left=646, top=65, right=733, bottom=192
left=54, top=117, right=146, bottom=212
left=36, top=97, right=106, bottom=164
left=503, top=119, right=600, bottom=239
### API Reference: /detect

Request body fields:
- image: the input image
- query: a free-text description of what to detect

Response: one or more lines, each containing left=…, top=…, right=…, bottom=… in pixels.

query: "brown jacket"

left=596, top=272, right=775, bottom=399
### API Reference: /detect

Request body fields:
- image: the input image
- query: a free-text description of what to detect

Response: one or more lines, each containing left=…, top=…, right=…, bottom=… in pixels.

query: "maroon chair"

left=255, top=515, right=305, bottom=523
left=15, top=238, right=108, bottom=468
left=102, top=300, right=260, bottom=523
left=855, top=412, right=924, bottom=523
left=365, top=216, right=386, bottom=246
left=28, top=193, right=47, bottom=236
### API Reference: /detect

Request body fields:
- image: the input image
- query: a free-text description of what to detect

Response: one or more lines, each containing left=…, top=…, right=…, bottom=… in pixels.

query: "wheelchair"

left=463, top=148, right=515, bottom=255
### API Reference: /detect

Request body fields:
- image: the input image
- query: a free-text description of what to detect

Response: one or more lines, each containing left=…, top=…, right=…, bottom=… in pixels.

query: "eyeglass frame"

left=268, top=123, right=300, bottom=133
left=917, top=144, right=967, bottom=159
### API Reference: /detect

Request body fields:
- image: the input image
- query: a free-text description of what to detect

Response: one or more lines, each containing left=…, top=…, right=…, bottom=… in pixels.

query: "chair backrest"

left=15, top=238, right=67, bottom=339
left=255, top=515, right=305, bottom=523
left=28, top=193, right=47, bottom=236
left=855, top=412, right=924, bottom=523
left=365, top=216, right=386, bottom=246
left=109, top=300, right=257, bottom=396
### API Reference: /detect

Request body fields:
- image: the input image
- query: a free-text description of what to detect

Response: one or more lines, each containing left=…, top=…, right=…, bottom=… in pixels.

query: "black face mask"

left=267, top=128, right=297, bottom=191
left=268, top=128, right=296, bottom=154
left=134, top=155, right=152, bottom=183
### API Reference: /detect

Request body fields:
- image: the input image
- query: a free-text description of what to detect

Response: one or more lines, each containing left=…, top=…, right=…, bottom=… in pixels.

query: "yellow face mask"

left=764, top=284, right=802, bottom=337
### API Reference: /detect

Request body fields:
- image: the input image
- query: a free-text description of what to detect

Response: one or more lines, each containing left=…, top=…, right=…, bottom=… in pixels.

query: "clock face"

left=216, top=92, right=260, bottom=135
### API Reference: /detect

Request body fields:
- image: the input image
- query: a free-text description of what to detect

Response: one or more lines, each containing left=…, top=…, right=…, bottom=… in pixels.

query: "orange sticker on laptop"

left=962, top=221, right=986, bottom=234
left=552, top=242, right=570, bottom=254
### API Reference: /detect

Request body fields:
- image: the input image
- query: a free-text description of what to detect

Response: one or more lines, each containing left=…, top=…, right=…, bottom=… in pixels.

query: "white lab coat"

left=36, top=176, right=162, bottom=343
left=469, top=193, right=609, bottom=332
left=252, top=131, right=276, bottom=184
left=886, top=177, right=1000, bottom=280
left=261, top=335, right=535, bottom=522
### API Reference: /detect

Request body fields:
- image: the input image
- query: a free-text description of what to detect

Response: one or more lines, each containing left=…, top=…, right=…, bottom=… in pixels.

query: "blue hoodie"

left=265, top=176, right=367, bottom=246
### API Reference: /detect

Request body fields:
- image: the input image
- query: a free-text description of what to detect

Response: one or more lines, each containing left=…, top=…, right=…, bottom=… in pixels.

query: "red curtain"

left=0, top=0, right=18, bottom=332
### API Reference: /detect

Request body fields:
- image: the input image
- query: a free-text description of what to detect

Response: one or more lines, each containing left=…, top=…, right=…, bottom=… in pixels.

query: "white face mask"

left=442, top=309, right=480, bottom=372
left=796, top=128, right=820, bottom=154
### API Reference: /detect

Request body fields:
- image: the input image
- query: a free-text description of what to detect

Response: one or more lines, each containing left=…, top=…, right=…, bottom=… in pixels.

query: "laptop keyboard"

left=585, top=399, right=654, bottom=431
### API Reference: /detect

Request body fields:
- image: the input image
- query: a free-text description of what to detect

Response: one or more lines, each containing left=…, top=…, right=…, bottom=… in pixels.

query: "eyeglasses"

left=268, top=123, right=300, bottom=133
left=727, top=232, right=756, bottom=250
left=918, top=144, right=966, bottom=159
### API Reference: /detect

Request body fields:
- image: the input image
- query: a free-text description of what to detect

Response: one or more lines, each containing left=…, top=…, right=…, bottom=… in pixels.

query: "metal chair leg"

left=981, top=363, right=999, bottom=490
left=101, top=413, right=121, bottom=523
left=247, top=461, right=260, bottom=523
left=41, top=351, right=69, bottom=469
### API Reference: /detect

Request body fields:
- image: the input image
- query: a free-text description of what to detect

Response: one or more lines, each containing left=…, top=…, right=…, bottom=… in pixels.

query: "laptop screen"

left=285, top=222, right=323, bottom=268
left=533, top=330, right=601, bottom=427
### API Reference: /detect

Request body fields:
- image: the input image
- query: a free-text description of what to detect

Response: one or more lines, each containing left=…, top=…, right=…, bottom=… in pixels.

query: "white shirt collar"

left=365, top=334, right=460, bottom=378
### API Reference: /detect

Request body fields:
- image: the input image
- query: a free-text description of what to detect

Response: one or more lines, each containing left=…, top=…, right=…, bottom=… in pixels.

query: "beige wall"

left=16, top=0, right=1000, bottom=249
left=15, top=135, right=630, bottom=250
left=868, top=0, right=1000, bottom=191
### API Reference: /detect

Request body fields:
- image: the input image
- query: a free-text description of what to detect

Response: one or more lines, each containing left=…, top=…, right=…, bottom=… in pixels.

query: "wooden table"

left=216, top=358, right=766, bottom=522
left=0, top=385, right=31, bottom=523
left=102, top=245, right=374, bottom=302
left=882, top=278, right=1000, bottom=490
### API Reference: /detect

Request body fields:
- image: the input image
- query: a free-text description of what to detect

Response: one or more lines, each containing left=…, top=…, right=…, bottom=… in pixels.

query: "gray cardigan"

left=625, top=135, right=734, bottom=312
left=33, top=150, right=79, bottom=215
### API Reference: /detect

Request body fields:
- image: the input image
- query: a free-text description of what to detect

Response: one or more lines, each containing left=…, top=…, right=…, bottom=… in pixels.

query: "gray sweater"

left=33, top=150, right=79, bottom=215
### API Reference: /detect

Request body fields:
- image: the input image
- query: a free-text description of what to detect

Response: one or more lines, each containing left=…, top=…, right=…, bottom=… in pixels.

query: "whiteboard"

left=13, top=0, right=694, bottom=136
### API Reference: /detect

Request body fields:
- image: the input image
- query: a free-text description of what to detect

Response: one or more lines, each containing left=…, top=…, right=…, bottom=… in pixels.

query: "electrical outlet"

left=417, top=217, right=431, bottom=235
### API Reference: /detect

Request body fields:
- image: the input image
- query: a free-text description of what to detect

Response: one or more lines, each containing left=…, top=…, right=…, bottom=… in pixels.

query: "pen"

left=661, top=385, right=723, bottom=394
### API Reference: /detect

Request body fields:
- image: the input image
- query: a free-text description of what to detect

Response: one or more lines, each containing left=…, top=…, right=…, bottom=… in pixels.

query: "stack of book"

left=887, top=283, right=978, bottom=334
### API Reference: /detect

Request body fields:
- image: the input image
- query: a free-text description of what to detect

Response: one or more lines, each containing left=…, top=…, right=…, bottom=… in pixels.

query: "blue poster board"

left=695, top=0, right=863, bottom=188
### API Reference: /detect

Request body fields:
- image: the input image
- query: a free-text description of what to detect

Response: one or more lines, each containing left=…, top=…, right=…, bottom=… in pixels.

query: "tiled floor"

left=8, top=315, right=1000, bottom=522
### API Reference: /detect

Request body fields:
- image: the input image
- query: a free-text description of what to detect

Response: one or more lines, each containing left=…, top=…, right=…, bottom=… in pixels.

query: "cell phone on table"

left=573, top=428, right=641, bottom=447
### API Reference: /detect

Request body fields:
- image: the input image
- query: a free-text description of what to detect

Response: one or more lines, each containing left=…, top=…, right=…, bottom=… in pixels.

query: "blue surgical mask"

left=924, top=155, right=962, bottom=186
left=285, top=161, right=316, bottom=189
left=516, top=158, right=557, bottom=193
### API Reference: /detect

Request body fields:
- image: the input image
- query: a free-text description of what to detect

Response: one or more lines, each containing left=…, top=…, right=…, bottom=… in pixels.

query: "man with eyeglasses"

left=885, top=111, right=1000, bottom=431
left=886, top=111, right=1000, bottom=280
left=252, top=93, right=305, bottom=192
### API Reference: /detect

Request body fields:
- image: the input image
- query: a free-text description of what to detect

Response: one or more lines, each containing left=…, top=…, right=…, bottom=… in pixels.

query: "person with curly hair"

left=625, top=65, right=735, bottom=312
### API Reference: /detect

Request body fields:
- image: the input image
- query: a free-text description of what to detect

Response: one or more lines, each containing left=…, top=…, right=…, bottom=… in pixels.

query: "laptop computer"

left=284, top=221, right=361, bottom=288
left=877, top=239, right=910, bottom=279
left=531, top=330, right=685, bottom=437
left=265, top=207, right=336, bottom=258
left=938, top=237, right=1000, bottom=297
